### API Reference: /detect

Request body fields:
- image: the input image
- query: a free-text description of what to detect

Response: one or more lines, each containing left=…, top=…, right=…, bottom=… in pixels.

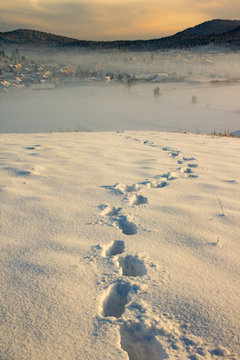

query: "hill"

left=0, top=29, right=91, bottom=47
left=176, top=19, right=240, bottom=36
left=0, top=19, right=240, bottom=50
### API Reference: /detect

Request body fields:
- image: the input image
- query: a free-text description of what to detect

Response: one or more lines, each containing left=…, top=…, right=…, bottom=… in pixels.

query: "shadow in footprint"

left=99, top=204, right=122, bottom=216
left=3, top=167, right=32, bottom=177
left=184, top=168, right=193, bottom=174
left=130, top=195, right=148, bottom=206
left=101, top=185, right=124, bottom=195
left=145, top=180, right=168, bottom=189
left=171, top=151, right=180, bottom=157
left=188, top=174, right=198, bottom=179
left=119, top=255, right=147, bottom=277
left=104, top=240, right=125, bottom=257
left=125, top=184, right=139, bottom=192
left=102, top=282, right=131, bottom=318
left=155, top=181, right=168, bottom=188
left=120, top=321, right=168, bottom=360
left=118, top=216, right=137, bottom=236
left=183, top=157, right=195, bottom=161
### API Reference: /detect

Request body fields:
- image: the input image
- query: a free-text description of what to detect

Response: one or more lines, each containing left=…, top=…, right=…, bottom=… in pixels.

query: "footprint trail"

left=94, top=133, right=221, bottom=359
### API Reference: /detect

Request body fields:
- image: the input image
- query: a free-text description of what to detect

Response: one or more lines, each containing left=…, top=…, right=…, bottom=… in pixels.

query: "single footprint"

left=185, top=167, right=194, bottom=174
left=179, top=167, right=193, bottom=174
left=118, top=255, right=147, bottom=277
left=3, top=167, right=32, bottom=177
left=183, top=157, right=195, bottom=161
left=102, top=282, right=131, bottom=318
left=125, top=184, right=140, bottom=192
left=101, top=183, right=125, bottom=195
left=146, top=180, right=168, bottom=189
left=187, top=163, right=198, bottom=168
left=129, top=194, right=148, bottom=206
left=170, top=151, right=180, bottom=157
left=167, top=172, right=178, bottom=180
left=117, top=215, right=137, bottom=236
left=99, top=204, right=122, bottom=216
left=104, top=240, right=125, bottom=257
left=188, top=174, right=198, bottom=179
left=25, top=145, right=41, bottom=151
left=120, top=320, right=168, bottom=360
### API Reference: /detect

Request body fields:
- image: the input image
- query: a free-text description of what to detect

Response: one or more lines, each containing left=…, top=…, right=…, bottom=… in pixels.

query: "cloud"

left=0, top=0, right=239, bottom=40
left=192, top=0, right=240, bottom=19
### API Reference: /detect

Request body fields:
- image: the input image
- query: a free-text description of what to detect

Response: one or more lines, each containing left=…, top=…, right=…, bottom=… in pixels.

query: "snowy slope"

left=0, top=130, right=239, bottom=360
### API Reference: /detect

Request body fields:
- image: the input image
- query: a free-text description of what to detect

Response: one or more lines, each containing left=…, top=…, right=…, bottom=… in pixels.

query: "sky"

left=0, top=0, right=240, bottom=40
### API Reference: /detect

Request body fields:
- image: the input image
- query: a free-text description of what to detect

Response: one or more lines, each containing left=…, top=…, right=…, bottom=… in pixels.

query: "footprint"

left=179, top=167, right=199, bottom=178
left=104, top=240, right=125, bottom=257
left=170, top=151, right=180, bottom=157
left=187, top=163, right=198, bottom=168
left=102, top=183, right=140, bottom=195
left=99, top=206, right=137, bottom=236
left=102, top=183, right=125, bottom=195
left=118, top=255, right=147, bottom=277
left=25, top=145, right=41, bottom=151
left=209, top=347, right=229, bottom=357
left=129, top=194, right=148, bottom=206
left=3, top=167, right=32, bottom=177
left=117, top=215, right=137, bottom=236
left=223, top=179, right=239, bottom=184
left=120, top=320, right=168, bottom=360
left=142, top=140, right=156, bottom=147
left=179, top=167, right=193, bottom=174
left=125, top=184, right=140, bottom=192
left=188, top=174, right=198, bottom=179
left=25, top=146, right=36, bottom=150
left=146, top=180, right=168, bottom=189
left=185, top=167, right=194, bottom=174
left=102, top=282, right=131, bottom=318
left=99, top=204, right=122, bottom=216
left=183, top=157, right=195, bottom=161
left=167, top=172, right=178, bottom=180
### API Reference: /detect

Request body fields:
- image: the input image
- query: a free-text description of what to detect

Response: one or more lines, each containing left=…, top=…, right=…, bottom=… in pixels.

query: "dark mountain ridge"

left=1, top=19, right=240, bottom=50
left=175, top=19, right=240, bottom=36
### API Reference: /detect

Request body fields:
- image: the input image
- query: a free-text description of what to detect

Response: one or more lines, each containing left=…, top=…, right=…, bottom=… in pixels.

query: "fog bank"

left=1, top=82, right=240, bottom=134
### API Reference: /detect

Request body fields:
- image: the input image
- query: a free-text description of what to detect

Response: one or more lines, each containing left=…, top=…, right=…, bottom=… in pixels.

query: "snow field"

left=0, top=131, right=239, bottom=359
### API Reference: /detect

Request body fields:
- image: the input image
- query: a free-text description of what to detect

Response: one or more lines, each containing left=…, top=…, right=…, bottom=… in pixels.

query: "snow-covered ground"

left=0, top=129, right=239, bottom=359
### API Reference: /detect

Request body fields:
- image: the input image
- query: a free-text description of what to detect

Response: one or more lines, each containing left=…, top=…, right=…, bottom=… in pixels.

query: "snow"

left=0, top=129, right=239, bottom=359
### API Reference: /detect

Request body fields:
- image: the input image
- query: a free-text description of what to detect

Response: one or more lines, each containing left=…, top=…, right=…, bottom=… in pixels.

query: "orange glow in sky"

left=0, top=0, right=239, bottom=40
